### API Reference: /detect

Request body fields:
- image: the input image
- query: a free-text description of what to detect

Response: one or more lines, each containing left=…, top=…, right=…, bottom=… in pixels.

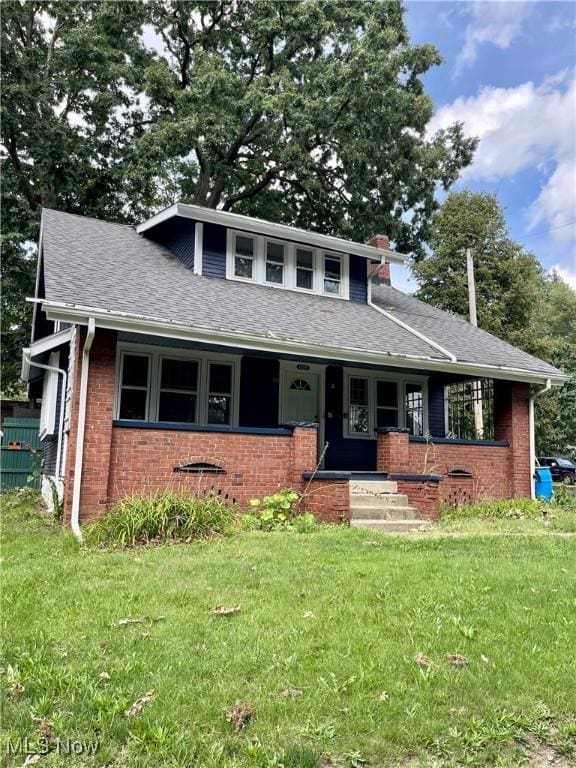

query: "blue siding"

left=239, top=356, right=280, bottom=428
left=144, top=218, right=196, bottom=270
left=202, top=222, right=227, bottom=278
left=324, top=365, right=377, bottom=470
left=349, top=255, right=368, bottom=303
left=428, top=379, right=446, bottom=437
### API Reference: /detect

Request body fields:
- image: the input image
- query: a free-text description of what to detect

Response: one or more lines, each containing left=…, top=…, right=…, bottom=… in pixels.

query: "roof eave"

left=35, top=299, right=569, bottom=386
left=135, top=202, right=407, bottom=264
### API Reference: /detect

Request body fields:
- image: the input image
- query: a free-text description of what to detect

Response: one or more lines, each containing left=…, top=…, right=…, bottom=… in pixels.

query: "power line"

left=519, top=219, right=576, bottom=240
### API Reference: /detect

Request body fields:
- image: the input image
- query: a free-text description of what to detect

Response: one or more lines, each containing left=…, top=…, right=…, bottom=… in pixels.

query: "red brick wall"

left=377, top=381, right=532, bottom=509
left=62, top=329, right=330, bottom=521
left=395, top=479, right=441, bottom=520
left=302, top=479, right=350, bottom=523
left=107, top=426, right=305, bottom=510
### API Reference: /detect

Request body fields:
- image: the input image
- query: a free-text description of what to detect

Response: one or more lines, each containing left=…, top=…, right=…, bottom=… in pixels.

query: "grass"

left=1, top=491, right=576, bottom=767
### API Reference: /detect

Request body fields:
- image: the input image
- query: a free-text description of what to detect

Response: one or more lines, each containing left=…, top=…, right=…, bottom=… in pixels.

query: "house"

left=22, top=205, right=567, bottom=533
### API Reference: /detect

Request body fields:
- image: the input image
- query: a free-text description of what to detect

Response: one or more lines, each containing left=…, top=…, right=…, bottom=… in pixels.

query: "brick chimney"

left=366, top=234, right=391, bottom=285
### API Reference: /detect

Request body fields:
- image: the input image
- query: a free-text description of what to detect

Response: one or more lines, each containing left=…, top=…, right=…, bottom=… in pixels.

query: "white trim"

left=530, top=378, right=552, bottom=499
left=194, top=221, right=203, bottom=275
left=279, top=361, right=326, bottom=459
left=368, top=293, right=456, bottom=362
left=225, top=229, right=350, bottom=299
left=36, top=300, right=569, bottom=386
left=114, top=341, right=241, bottom=426
left=39, top=351, right=60, bottom=439
left=343, top=367, right=429, bottom=439
left=136, top=202, right=406, bottom=264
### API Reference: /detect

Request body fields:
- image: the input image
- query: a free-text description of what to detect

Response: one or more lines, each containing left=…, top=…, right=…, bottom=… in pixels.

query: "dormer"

left=137, top=203, right=405, bottom=303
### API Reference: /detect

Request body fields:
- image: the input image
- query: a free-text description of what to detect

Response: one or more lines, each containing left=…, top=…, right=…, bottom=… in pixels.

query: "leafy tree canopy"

left=1, top=0, right=477, bottom=395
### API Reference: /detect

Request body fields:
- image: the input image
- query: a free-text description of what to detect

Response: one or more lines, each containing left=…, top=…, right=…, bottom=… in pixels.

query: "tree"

left=535, top=274, right=576, bottom=455
left=139, top=0, right=477, bottom=248
left=1, top=1, right=155, bottom=394
left=1, top=0, right=477, bottom=394
left=411, top=190, right=550, bottom=359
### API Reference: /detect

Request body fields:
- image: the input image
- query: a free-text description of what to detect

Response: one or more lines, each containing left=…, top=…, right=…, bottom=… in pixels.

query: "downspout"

left=23, top=353, right=67, bottom=480
left=367, top=257, right=457, bottom=363
left=529, top=378, right=552, bottom=499
left=70, top=317, right=96, bottom=541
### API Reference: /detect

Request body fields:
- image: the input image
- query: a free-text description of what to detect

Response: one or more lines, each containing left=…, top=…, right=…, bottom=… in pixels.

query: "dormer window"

left=296, top=247, right=315, bottom=290
left=323, top=253, right=342, bottom=295
left=265, top=241, right=285, bottom=284
left=233, top=235, right=255, bottom=279
left=226, top=230, right=349, bottom=298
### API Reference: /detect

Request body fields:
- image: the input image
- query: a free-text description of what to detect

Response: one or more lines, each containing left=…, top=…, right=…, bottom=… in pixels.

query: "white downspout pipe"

left=529, top=378, right=552, bottom=499
left=367, top=257, right=457, bottom=363
left=23, top=352, right=67, bottom=479
left=70, top=318, right=96, bottom=541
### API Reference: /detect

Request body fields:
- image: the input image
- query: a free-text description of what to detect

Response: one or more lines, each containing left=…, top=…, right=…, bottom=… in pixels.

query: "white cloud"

left=456, top=1, right=531, bottom=72
left=549, top=263, right=576, bottom=291
left=428, top=72, right=576, bottom=244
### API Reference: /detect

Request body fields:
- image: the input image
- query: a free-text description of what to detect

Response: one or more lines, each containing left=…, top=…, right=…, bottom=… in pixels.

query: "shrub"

left=86, top=491, right=237, bottom=548
left=242, top=488, right=318, bottom=532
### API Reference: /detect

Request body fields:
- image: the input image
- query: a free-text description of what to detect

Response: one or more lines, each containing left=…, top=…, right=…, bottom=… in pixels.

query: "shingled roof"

left=38, top=208, right=566, bottom=383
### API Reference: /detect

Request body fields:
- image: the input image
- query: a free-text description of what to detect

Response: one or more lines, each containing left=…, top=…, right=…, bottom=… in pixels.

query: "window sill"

left=112, top=420, right=294, bottom=436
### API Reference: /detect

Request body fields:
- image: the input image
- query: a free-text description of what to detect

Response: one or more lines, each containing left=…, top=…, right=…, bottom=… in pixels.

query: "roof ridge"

left=42, top=207, right=135, bottom=229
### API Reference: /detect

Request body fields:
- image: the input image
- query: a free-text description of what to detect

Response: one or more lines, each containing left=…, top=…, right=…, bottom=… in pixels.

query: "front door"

left=281, top=370, right=320, bottom=423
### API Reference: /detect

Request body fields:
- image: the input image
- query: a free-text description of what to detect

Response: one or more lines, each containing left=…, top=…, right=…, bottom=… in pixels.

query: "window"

left=226, top=231, right=349, bottom=298
left=265, top=241, right=285, bottom=284
left=233, top=234, right=255, bottom=279
left=323, top=253, right=341, bottom=295
left=118, top=354, right=150, bottom=420
left=115, top=346, right=239, bottom=426
left=349, top=376, right=369, bottom=435
left=447, top=379, right=494, bottom=439
left=296, top=247, right=314, bottom=290
left=344, top=369, right=427, bottom=438
left=207, top=362, right=233, bottom=424
left=158, top=358, right=198, bottom=423
left=376, top=380, right=398, bottom=429
left=404, top=383, right=424, bottom=436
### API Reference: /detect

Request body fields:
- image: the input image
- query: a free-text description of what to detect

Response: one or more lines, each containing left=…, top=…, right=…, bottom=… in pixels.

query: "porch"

left=64, top=328, right=531, bottom=523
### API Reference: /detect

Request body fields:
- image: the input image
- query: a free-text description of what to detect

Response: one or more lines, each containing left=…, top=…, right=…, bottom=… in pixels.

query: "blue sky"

left=393, top=0, right=576, bottom=293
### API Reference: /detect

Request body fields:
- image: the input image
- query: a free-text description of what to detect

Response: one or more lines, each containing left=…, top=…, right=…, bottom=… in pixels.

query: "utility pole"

left=466, top=246, right=484, bottom=438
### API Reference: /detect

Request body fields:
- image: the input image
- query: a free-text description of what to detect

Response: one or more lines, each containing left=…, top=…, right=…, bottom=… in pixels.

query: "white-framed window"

left=118, top=353, right=151, bottom=421
left=295, top=247, right=315, bottom=290
left=115, top=344, right=240, bottom=426
left=39, top=351, right=60, bottom=439
left=344, top=369, right=428, bottom=438
left=226, top=229, right=349, bottom=298
left=323, top=252, right=342, bottom=296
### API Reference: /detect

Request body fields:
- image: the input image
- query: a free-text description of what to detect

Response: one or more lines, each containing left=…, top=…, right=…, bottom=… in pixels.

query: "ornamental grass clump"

left=86, top=491, right=237, bottom=548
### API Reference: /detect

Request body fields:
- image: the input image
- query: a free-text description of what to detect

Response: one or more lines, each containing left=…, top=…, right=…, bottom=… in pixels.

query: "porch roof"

left=36, top=209, right=567, bottom=384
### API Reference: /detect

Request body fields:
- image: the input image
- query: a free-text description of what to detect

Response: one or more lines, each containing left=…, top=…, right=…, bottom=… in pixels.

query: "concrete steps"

left=349, top=479, right=428, bottom=534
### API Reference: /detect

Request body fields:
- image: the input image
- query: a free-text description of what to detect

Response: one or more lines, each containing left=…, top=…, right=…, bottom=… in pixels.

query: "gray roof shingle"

left=39, top=208, right=565, bottom=380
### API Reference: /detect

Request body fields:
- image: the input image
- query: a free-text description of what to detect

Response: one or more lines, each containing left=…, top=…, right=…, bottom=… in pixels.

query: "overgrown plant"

left=243, top=489, right=317, bottom=532
left=86, top=491, right=237, bottom=548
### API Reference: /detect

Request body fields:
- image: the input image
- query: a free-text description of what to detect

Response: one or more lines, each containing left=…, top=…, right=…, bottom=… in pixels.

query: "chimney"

left=366, top=234, right=391, bottom=285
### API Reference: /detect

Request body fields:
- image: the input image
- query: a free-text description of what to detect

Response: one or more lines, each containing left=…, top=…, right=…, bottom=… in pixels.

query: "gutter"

left=367, top=257, right=457, bottom=363
left=529, top=378, right=552, bottom=499
left=31, top=299, right=568, bottom=386
left=22, top=351, right=67, bottom=481
left=70, top=317, right=96, bottom=541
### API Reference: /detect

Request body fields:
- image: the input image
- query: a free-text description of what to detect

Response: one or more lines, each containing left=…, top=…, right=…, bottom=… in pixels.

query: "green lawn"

left=2, top=493, right=576, bottom=767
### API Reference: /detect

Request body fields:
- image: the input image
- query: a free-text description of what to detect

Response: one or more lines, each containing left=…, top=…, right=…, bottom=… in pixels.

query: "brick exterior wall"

left=62, top=329, right=532, bottom=526
left=377, top=382, right=532, bottom=514
left=302, top=479, right=350, bottom=523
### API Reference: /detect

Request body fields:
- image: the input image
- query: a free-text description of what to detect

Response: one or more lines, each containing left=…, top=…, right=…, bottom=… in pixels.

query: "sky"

left=392, top=0, right=576, bottom=293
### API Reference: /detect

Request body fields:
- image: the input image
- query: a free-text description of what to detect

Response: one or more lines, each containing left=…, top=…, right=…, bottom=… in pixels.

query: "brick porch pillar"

left=290, top=424, right=319, bottom=489
left=64, top=328, right=117, bottom=523
left=494, top=381, right=531, bottom=497
left=376, top=427, right=411, bottom=473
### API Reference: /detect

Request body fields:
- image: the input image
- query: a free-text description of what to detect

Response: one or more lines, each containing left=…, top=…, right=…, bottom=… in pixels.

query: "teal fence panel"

left=1, top=417, right=41, bottom=490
